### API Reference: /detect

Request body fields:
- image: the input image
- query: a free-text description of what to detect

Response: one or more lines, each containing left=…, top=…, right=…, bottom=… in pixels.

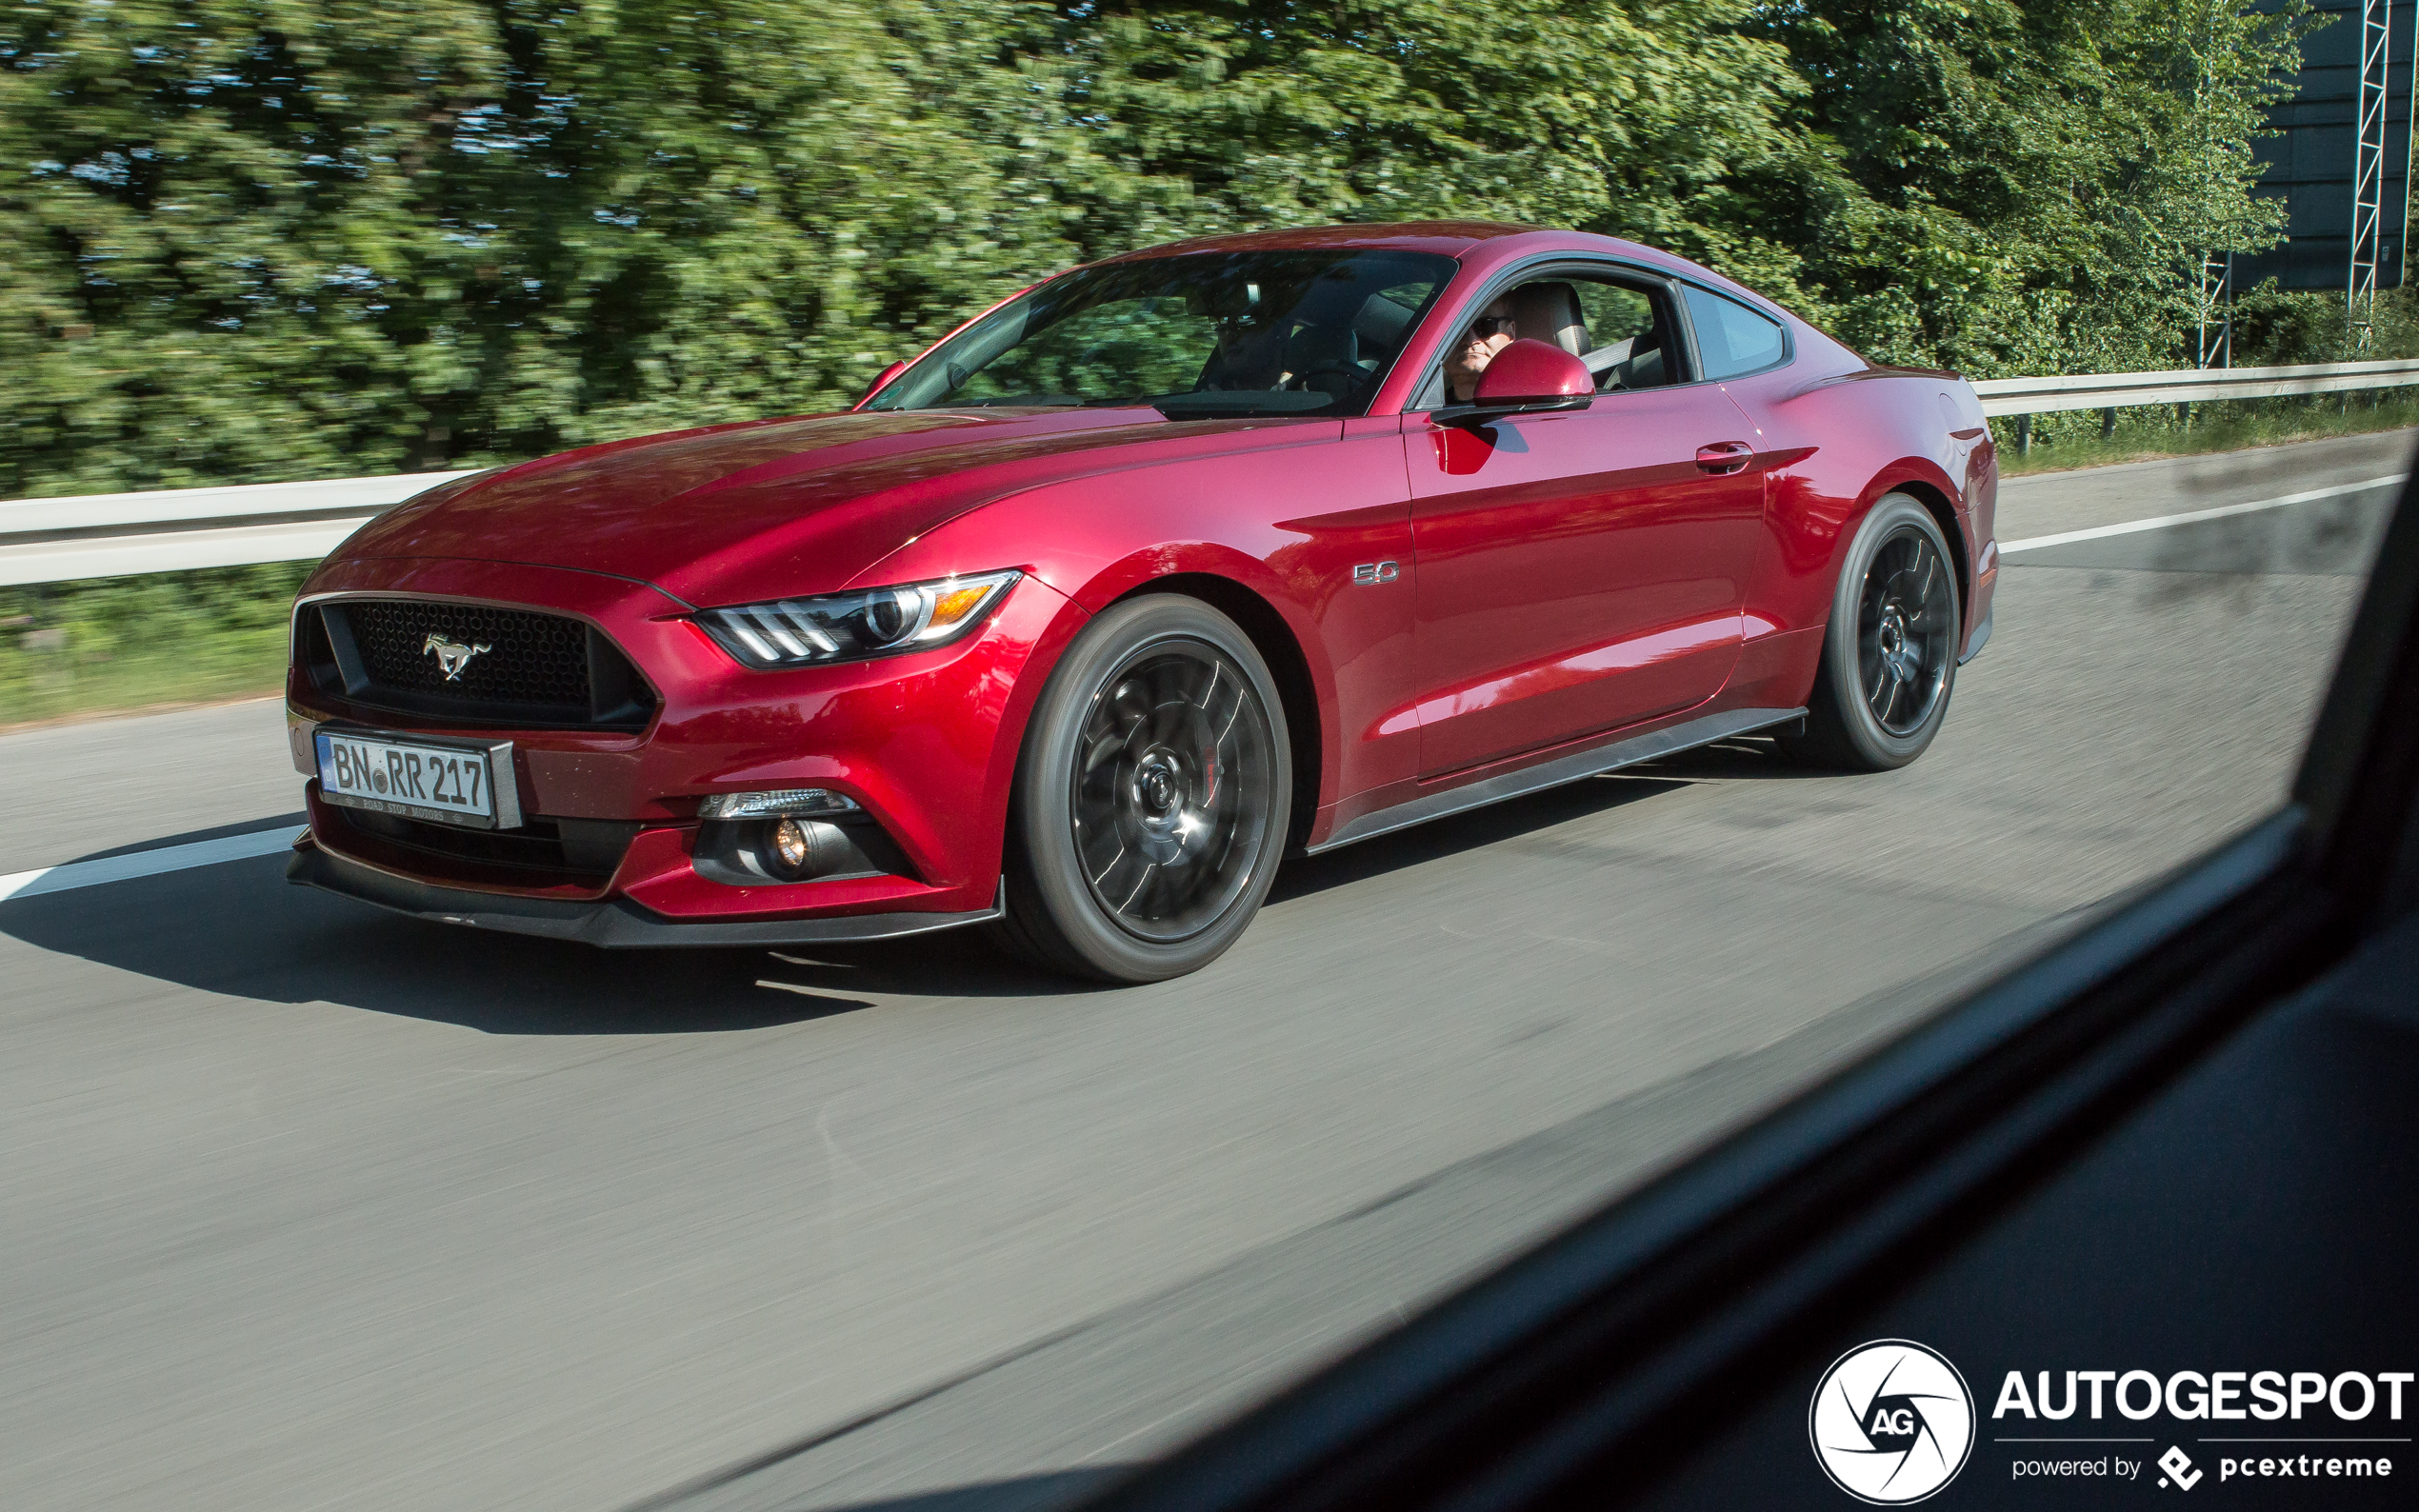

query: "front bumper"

left=286, top=554, right=1082, bottom=933
left=288, top=834, right=1004, bottom=947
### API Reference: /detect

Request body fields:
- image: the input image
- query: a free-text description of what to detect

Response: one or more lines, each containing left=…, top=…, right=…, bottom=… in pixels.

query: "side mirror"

left=857, top=359, right=908, bottom=408
left=1447, top=339, right=1593, bottom=425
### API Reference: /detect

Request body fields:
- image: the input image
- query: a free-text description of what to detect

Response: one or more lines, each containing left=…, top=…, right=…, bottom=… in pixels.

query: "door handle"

left=1695, top=442, right=1754, bottom=474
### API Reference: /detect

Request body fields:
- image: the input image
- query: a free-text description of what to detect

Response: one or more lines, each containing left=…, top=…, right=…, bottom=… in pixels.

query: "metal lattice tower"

left=2350, top=0, right=2394, bottom=348
left=2406, top=1, right=2419, bottom=281
left=2199, top=250, right=2233, bottom=369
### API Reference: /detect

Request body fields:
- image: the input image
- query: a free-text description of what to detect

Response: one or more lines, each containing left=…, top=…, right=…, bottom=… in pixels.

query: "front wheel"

left=1784, top=492, right=1962, bottom=771
left=990, top=595, right=1291, bottom=983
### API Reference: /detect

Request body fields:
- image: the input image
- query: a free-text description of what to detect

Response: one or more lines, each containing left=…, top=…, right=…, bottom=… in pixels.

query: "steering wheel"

left=1287, top=359, right=1363, bottom=398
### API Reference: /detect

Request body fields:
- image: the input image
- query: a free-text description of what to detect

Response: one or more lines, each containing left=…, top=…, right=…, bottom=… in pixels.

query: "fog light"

left=698, top=788, right=861, bottom=821
left=769, top=818, right=812, bottom=877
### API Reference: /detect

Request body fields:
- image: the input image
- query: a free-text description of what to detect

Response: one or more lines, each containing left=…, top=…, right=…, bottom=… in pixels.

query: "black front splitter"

left=287, top=839, right=1003, bottom=948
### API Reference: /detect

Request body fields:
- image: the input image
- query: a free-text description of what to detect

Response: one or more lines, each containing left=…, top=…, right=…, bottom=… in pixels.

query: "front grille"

left=352, top=600, right=590, bottom=709
left=307, top=598, right=655, bottom=730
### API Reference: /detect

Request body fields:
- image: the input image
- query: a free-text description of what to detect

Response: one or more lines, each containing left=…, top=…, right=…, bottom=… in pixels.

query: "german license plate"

left=316, top=729, right=508, bottom=829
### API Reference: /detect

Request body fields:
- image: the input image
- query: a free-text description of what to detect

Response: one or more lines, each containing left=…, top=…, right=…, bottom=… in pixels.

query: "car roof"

left=1093, top=221, right=1546, bottom=263
left=1089, top=222, right=1716, bottom=294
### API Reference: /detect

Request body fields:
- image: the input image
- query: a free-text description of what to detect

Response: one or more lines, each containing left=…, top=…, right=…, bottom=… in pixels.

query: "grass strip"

left=1997, top=390, right=2419, bottom=475
left=1, top=564, right=312, bottom=730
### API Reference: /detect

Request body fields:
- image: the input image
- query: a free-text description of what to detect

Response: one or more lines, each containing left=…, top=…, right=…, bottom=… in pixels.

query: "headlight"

left=693, top=569, right=1021, bottom=669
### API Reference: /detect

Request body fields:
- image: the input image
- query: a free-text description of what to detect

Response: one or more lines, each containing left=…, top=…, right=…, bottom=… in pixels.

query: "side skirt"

left=1959, top=605, right=1993, bottom=665
left=1304, top=706, right=1807, bottom=856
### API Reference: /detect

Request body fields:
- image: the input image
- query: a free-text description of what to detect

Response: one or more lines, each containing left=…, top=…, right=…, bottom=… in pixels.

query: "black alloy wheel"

left=1786, top=492, right=1964, bottom=771
left=1071, top=644, right=1277, bottom=942
left=993, top=595, right=1291, bottom=982
left=1858, top=526, right=1956, bottom=737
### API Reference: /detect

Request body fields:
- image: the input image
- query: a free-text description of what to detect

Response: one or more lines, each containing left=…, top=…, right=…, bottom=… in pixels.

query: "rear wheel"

left=990, top=595, right=1290, bottom=983
left=1784, top=493, right=1962, bottom=771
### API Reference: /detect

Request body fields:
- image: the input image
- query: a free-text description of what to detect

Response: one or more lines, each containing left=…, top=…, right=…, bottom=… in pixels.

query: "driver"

left=1443, top=297, right=1518, bottom=403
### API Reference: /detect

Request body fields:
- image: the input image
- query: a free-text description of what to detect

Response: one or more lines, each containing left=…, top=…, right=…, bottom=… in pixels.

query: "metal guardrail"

left=7, top=356, right=2419, bottom=587
left=0, top=469, right=472, bottom=587
left=1970, top=356, right=2419, bottom=416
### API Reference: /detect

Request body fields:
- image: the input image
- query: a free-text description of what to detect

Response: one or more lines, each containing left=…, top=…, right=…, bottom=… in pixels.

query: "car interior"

left=1190, top=282, right=1435, bottom=408
left=1277, top=282, right=1434, bottom=403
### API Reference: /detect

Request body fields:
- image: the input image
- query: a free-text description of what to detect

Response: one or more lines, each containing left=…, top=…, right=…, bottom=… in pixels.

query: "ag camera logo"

left=1810, top=1340, right=1977, bottom=1503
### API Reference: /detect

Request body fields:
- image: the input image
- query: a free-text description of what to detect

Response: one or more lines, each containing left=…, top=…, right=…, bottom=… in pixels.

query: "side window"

left=1417, top=269, right=1689, bottom=408
left=1561, top=275, right=1684, bottom=393
left=1682, top=285, right=1787, bottom=379
left=1571, top=283, right=1654, bottom=351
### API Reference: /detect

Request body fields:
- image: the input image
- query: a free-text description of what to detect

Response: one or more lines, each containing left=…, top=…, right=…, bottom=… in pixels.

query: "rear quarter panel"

left=1718, top=329, right=1998, bottom=706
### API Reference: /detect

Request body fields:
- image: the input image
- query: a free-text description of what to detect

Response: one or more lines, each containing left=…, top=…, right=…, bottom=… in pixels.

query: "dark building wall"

left=2236, top=0, right=2416, bottom=293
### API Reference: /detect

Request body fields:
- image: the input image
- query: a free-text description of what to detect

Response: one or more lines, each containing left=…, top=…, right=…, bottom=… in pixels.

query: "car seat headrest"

left=1509, top=282, right=1589, bottom=356
left=1285, top=324, right=1358, bottom=371
left=1350, top=294, right=1415, bottom=359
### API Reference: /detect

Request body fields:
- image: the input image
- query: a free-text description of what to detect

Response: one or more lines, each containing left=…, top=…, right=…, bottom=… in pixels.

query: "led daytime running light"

left=696, top=570, right=1020, bottom=669
left=697, top=788, right=862, bottom=821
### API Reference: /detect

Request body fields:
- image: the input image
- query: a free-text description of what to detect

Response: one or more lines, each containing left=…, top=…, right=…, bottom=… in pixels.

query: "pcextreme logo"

left=1811, top=1340, right=1978, bottom=1503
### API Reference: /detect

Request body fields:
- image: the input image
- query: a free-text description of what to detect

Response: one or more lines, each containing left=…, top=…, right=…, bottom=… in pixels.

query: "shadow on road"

left=1270, top=734, right=1822, bottom=901
left=0, top=867, right=895, bottom=1031
left=0, top=738, right=1814, bottom=1031
left=1272, top=772, right=1689, bottom=901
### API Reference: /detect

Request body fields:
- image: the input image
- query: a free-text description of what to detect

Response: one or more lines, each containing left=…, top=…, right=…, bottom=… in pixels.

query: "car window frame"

left=1398, top=255, right=1798, bottom=414
left=1403, top=257, right=1700, bottom=412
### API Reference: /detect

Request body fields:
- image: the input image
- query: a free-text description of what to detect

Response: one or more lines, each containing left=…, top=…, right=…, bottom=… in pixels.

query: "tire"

left=990, top=595, right=1291, bottom=983
left=1783, top=492, right=1963, bottom=772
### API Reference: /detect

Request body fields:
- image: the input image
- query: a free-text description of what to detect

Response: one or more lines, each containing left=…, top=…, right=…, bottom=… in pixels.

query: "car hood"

left=336, top=408, right=1326, bottom=607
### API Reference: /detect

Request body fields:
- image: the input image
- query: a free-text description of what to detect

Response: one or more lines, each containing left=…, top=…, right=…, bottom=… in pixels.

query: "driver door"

left=1405, top=273, right=1767, bottom=778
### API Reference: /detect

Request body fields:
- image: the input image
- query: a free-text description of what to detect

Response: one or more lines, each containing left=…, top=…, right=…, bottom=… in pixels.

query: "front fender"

left=858, top=428, right=1420, bottom=821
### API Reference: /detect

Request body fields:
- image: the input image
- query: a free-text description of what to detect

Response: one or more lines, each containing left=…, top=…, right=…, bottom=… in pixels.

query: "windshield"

left=866, top=249, right=1456, bottom=419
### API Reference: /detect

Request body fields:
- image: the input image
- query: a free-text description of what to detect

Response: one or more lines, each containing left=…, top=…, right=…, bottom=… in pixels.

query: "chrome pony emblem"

left=422, top=632, right=493, bottom=681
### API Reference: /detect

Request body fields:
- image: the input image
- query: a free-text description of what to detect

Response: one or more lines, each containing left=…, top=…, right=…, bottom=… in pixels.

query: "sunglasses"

left=1467, top=315, right=1517, bottom=340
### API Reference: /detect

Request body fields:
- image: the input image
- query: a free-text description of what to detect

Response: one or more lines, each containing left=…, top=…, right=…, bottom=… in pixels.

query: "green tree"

left=1733, top=0, right=2308, bottom=376
left=0, top=0, right=1078, bottom=496
left=0, top=0, right=2317, bottom=504
left=1025, top=0, right=1804, bottom=252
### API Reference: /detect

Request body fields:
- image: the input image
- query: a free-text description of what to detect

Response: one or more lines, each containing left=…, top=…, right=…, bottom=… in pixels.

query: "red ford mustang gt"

left=285, top=221, right=1999, bottom=982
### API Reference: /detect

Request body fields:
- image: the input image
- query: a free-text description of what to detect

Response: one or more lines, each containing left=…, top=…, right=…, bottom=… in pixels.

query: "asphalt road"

left=0, top=429, right=2407, bottom=1512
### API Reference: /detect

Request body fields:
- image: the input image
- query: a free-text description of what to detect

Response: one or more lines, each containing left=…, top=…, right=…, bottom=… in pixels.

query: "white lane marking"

left=2000, top=472, right=2408, bottom=555
left=0, top=827, right=300, bottom=903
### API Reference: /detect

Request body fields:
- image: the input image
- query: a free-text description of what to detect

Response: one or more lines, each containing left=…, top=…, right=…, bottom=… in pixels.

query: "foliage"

left=0, top=0, right=1072, bottom=497
left=1733, top=0, right=2310, bottom=377
left=0, top=0, right=2321, bottom=505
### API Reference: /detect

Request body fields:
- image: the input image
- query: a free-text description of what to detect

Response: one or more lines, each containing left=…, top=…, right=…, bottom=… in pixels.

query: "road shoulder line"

left=0, top=827, right=300, bottom=903
left=2000, top=473, right=2407, bottom=555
